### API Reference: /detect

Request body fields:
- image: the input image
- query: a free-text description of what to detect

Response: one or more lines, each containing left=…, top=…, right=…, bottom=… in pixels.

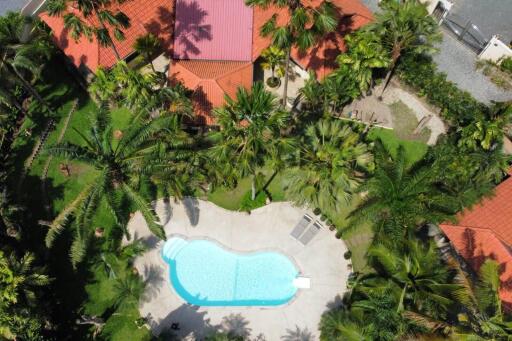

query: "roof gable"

left=173, top=0, right=253, bottom=61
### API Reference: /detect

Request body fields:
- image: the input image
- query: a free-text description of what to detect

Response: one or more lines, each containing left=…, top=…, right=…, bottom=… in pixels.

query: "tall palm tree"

left=336, top=30, right=390, bottom=94
left=0, top=12, right=52, bottom=108
left=133, top=33, right=161, bottom=73
left=362, top=240, right=465, bottom=318
left=46, top=0, right=130, bottom=60
left=45, top=107, right=174, bottom=266
left=285, top=119, right=372, bottom=213
left=346, top=140, right=456, bottom=241
left=245, top=0, right=338, bottom=106
left=210, top=82, right=292, bottom=200
left=372, top=0, right=441, bottom=97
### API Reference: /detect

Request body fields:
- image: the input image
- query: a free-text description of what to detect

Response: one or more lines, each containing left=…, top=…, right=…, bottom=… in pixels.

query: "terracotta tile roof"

left=252, top=0, right=373, bottom=79
left=440, top=172, right=512, bottom=308
left=40, top=0, right=175, bottom=72
left=173, top=0, right=253, bottom=61
left=170, top=60, right=253, bottom=125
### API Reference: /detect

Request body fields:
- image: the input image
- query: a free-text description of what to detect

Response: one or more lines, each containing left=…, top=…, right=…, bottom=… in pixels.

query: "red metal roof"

left=40, top=0, right=175, bottom=72
left=440, top=173, right=512, bottom=309
left=252, top=0, right=373, bottom=79
left=173, top=0, right=253, bottom=61
left=170, top=60, right=253, bottom=125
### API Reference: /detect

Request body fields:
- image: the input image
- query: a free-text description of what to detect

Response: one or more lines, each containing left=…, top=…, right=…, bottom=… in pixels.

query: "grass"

left=9, top=58, right=150, bottom=340
left=388, top=100, right=431, bottom=143
left=368, top=127, right=428, bottom=165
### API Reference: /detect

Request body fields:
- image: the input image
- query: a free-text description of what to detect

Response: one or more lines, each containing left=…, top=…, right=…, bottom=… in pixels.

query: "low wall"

left=479, top=36, right=512, bottom=64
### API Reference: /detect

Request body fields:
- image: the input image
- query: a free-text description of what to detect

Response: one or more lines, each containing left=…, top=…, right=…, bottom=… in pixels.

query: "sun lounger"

left=299, top=221, right=322, bottom=245
left=290, top=214, right=312, bottom=239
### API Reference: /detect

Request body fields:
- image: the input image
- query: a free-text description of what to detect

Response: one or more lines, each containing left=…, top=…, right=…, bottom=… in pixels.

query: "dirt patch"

left=388, top=101, right=431, bottom=143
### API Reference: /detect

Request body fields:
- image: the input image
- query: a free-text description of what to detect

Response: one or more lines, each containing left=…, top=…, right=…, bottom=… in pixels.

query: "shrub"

left=335, top=230, right=343, bottom=239
left=320, top=214, right=328, bottom=222
left=313, top=208, right=321, bottom=215
left=344, top=250, right=352, bottom=259
left=397, top=53, right=484, bottom=125
left=240, top=190, right=268, bottom=211
left=501, top=57, right=512, bottom=75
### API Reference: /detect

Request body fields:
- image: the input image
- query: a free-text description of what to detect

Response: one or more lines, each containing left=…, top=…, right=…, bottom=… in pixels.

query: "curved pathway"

left=127, top=199, right=350, bottom=340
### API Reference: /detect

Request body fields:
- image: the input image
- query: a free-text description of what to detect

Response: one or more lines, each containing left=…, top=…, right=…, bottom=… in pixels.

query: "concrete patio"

left=127, top=199, right=349, bottom=340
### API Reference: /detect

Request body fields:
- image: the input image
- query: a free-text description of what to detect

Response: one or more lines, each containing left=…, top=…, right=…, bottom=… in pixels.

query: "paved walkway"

left=127, top=199, right=349, bottom=340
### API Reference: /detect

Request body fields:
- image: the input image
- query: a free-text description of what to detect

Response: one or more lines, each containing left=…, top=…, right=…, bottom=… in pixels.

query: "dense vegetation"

left=0, top=0, right=511, bottom=339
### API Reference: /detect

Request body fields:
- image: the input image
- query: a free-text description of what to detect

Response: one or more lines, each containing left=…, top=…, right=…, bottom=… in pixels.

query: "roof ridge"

left=215, top=61, right=253, bottom=80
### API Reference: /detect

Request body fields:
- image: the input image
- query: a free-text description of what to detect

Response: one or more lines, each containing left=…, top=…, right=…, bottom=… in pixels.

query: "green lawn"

left=388, top=100, right=431, bottom=144
left=368, top=127, right=428, bottom=165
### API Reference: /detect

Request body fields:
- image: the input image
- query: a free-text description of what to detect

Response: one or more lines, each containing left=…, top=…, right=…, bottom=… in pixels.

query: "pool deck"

left=127, top=199, right=350, bottom=340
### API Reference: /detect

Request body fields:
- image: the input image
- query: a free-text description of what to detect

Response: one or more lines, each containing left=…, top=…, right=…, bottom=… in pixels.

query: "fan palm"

left=210, top=82, right=292, bottom=200
left=45, top=107, right=174, bottom=266
left=285, top=119, right=372, bottom=213
left=0, top=12, right=52, bottom=108
left=346, top=139, right=456, bottom=241
left=336, top=30, right=390, bottom=94
left=372, top=0, right=441, bottom=96
left=111, top=274, right=145, bottom=309
left=133, top=33, right=161, bottom=72
left=245, top=0, right=338, bottom=106
left=46, top=0, right=130, bottom=60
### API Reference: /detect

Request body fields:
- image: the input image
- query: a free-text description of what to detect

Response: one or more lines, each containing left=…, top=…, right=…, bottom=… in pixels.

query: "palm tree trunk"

left=149, top=58, right=156, bottom=73
left=379, top=48, right=400, bottom=99
left=251, top=176, right=256, bottom=201
left=8, top=64, right=49, bottom=108
left=281, top=47, right=291, bottom=108
left=379, top=64, right=395, bottom=99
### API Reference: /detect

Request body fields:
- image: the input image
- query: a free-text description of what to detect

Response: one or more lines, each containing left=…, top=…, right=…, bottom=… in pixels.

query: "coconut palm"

left=245, top=0, right=338, bottom=106
left=285, top=119, right=372, bottom=213
left=336, top=30, right=390, bottom=94
left=361, top=240, right=465, bottom=319
left=133, top=33, right=161, bottom=72
left=261, top=45, right=286, bottom=85
left=210, top=82, right=292, bottom=200
left=372, top=0, right=441, bottom=97
left=0, top=12, right=52, bottom=108
left=45, top=107, right=175, bottom=266
left=346, top=140, right=456, bottom=241
left=46, top=0, right=130, bottom=60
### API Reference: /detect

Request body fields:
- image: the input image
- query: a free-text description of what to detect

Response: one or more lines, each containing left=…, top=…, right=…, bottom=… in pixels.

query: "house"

left=439, top=171, right=512, bottom=309
left=39, top=0, right=373, bottom=124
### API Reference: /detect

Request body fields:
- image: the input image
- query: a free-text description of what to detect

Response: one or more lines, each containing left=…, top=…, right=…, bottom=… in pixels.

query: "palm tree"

left=0, top=187, right=22, bottom=238
left=336, top=30, right=390, bottom=94
left=372, top=0, right=441, bottom=97
left=46, top=0, right=131, bottom=61
left=0, top=12, right=52, bottom=108
left=210, top=82, right=291, bottom=200
left=245, top=0, right=338, bottom=106
left=285, top=119, right=372, bottom=213
left=133, top=33, right=161, bottom=73
left=45, top=107, right=173, bottom=266
left=362, top=240, right=465, bottom=318
left=261, top=45, right=286, bottom=86
left=111, top=274, right=145, bottom=309
left=0, top=251, right=51, bottom=307
left=346, top=140, right=456, bottom=241
left=320, top=308, right=372, bottom=341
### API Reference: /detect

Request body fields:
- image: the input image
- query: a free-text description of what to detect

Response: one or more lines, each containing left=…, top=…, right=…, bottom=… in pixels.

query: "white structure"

left=420, top=0, right=453, bottom=15
left=479, top=35, right=512, bottom=63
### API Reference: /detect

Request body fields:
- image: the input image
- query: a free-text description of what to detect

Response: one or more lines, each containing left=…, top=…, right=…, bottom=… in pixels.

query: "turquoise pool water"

left=161, top=237, right=299, bottom=306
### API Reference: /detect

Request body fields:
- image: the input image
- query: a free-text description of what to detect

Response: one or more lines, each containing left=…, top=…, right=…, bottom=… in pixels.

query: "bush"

left=397, top=53, right=485, bottom=125
left=501, top=57, right=512, bottom=75
left=240, top=190, right=268, bottom=211
left=344, top=250, right=352, bottom=259
left=320, top=214, right=328, bottom=222
left=335, top=230, right=343, bottom=239
left=313, top=208, right=321, bottom=215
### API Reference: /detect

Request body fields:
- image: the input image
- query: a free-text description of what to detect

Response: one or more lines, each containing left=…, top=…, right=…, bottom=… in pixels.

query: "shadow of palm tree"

left=182, top=196, right=200, bottom=226
left=218, top=313, right=252, bottom=339
left=173, top=0, right=213, bottom=59
left=281, top=326, right=314, bottom=341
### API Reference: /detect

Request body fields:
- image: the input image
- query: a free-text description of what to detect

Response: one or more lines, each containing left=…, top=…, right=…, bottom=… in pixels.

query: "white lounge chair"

left=293, top=277, right=311, bottom=289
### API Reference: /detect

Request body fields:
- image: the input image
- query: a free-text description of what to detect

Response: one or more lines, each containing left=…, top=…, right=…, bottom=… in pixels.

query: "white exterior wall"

left=478, top=36, right=512, bottom=63
left=419, top=0, right=453, bottom=14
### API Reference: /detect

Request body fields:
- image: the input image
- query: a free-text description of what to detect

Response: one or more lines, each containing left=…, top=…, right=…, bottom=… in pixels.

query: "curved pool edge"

left=161, top=233, right=304, bottom=308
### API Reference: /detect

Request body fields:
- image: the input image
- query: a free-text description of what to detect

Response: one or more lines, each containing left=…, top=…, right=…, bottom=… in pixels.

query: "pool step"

left=162, top=237, right=188, bottom=261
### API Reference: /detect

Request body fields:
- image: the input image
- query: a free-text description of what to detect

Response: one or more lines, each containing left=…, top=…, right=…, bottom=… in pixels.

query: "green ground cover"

left=388, top=100, right=431, bottom=143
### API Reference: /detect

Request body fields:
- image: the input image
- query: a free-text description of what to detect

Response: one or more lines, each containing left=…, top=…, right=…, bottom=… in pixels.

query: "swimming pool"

left=161, top=237, right=299, bottom=306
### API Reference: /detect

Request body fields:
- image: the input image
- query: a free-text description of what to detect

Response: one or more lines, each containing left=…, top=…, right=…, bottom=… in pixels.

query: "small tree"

left=133, top=33, right=161, bottom=73
left=261, top=45, right=285, bottom=87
